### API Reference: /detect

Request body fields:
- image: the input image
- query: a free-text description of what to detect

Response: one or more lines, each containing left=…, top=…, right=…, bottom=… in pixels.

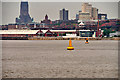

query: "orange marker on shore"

left=67, top=39, right=74, bottom=50
left=85, top=38, right=89, bottom=44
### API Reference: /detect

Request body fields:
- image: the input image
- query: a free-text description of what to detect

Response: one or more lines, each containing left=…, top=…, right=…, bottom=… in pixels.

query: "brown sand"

left=2, top=40, right=118, bottom=78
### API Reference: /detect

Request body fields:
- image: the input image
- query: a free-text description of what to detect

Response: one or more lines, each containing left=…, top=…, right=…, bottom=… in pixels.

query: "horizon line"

left=1, top=0, right=120, bottom=2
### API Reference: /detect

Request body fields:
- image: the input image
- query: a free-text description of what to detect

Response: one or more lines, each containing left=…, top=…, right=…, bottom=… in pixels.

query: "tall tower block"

left=20, top=1, right=29, bottom=16
left=16, top=1, right=33, bottom=24
left=60, top=8, right=69, bottom=21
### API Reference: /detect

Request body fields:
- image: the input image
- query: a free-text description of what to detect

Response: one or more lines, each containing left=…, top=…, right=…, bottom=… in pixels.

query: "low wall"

left=28, top=37, right=120, bottom=40
left=1, top=37, right=28, bottom=40
left=1, top=37, right=119, bottom=40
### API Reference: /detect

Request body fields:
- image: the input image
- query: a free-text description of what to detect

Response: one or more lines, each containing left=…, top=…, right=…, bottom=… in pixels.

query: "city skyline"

left=1, top=2, right=118, bottom=25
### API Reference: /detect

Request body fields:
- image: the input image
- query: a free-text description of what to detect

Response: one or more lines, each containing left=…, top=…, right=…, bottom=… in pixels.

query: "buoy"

left=67, top=39, right=74, bottom=50
left=85, top=38, right=89, bottom=44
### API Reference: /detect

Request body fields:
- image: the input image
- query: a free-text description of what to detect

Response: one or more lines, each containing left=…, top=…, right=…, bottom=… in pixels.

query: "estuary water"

left=2, top=40, right=118, bottom=78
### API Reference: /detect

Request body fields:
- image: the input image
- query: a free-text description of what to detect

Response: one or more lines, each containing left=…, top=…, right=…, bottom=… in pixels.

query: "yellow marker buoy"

left=85, top=38, right=89, bottom=44
left=67, top=39, right=74, bottom=50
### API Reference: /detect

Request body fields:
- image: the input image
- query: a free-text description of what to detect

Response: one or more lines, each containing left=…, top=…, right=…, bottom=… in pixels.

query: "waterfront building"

left=44, top=30, right=53, bottom=37
left=1, top=25, right=8, bottom=30
left=16, top=1, right=33, bottom=24
left=60, top=8, right=69, bottom=21
left=0, top=30, right=96, bottom=38
left=8, top=24, right=18, bottom=30
left=98, top=14, right=107, bottom=20
left=79, top=21, right=85, bottom=27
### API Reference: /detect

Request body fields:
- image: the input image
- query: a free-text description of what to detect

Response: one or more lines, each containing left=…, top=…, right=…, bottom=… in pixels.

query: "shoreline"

left=28, top=37, right=120, bottom=40
left=1, top=37, right=120, bottom=40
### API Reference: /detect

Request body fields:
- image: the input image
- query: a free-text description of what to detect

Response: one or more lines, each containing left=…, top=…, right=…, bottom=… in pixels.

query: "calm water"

left=2, top=40, right=118, bottom=78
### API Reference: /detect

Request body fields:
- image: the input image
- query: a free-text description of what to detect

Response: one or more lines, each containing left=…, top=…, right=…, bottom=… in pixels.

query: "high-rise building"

left=92, top=7, right=98, bottom=20
left=79, top=3, right=98, bottom=20
left=82, top=3, right=92, bottom=17
left=60, top=8, right=69, bottom=21
left=79, top=12, right=90, bottom=20
left=76, top=14, right=79, bottom=20
left=16, top=1, right=33, bottom=24
left=76, top=11, right=82, bottom=20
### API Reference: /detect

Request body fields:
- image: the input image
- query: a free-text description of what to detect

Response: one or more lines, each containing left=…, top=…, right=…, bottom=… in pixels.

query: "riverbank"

left=1, top=37, right=120, bottom=40
left=29, top=37, right=120, bottom=40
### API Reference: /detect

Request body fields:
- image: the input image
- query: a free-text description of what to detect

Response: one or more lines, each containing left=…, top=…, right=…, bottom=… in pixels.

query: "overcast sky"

left=1, top=1, right=119, bottom=25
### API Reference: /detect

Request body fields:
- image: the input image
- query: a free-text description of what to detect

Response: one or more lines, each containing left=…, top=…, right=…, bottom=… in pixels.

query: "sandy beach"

left=2, top=40, right=118, bottom=78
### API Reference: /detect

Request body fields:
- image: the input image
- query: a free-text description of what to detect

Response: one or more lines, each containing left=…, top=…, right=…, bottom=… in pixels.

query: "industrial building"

left=0, top=30, right=96, bottom=38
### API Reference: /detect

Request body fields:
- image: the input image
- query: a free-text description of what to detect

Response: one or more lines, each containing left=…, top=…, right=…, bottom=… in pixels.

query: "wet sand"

left=2, top=40, right=118, bottom=78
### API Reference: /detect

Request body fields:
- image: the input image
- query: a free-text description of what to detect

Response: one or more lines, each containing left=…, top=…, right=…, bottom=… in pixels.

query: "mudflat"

left=2, top=40, right=118, bottom=78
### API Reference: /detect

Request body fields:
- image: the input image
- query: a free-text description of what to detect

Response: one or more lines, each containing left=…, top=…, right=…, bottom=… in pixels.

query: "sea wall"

left=28, top=37, right=120, bottom=40
left=1, top=37, right=119, bottom=40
